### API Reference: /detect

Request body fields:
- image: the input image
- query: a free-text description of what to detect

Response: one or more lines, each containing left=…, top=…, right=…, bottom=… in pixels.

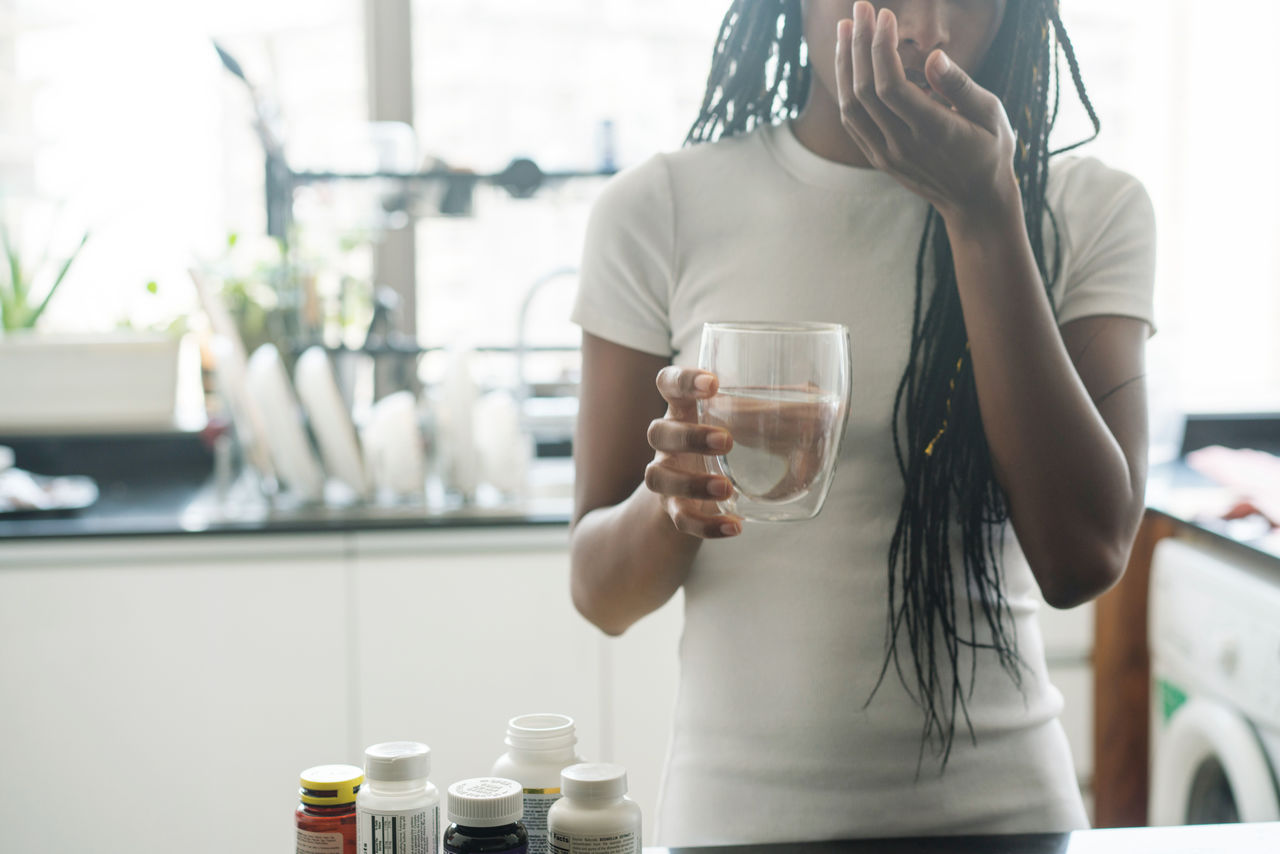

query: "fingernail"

left=707, top=432, right=729, bottom=452
left=694, top=374, right=715, bottom=393
left=710, top=478, right=732, bottom=499
left=720, top=522, right=741, bottom=537
left=935, top=50, right=951, bottom=74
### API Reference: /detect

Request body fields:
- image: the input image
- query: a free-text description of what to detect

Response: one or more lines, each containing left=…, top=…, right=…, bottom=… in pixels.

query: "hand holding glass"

left=697, top=322, right=852, bottom=522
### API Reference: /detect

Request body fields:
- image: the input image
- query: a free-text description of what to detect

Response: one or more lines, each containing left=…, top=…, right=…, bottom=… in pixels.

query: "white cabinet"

left=0, top=535, right=351, bottom=854
left=350, top=528, right=602, bottom=791
left=0, top=526, right=686, bottom=854
left=348, top=527, right=683, bottom=845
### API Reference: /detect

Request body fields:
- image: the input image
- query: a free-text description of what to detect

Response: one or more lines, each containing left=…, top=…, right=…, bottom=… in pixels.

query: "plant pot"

left=0, top=331, right=185, bottom=433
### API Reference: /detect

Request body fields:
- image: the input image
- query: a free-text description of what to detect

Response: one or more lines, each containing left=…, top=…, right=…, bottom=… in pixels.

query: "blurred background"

left=1, top=0, right=1277, bottom=419
left=2, top=1, right=1279, bottom=852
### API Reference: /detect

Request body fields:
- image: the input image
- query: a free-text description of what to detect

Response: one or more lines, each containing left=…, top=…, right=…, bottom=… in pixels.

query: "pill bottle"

left=490, top=714, right=583, bottom=854
left=357, top=741, right=441, bottom=854
left=546, top=764, right=641, bottom=854
left=443, top=777, right=528, bottom=854
left=297, top=764, right=364, bottom=854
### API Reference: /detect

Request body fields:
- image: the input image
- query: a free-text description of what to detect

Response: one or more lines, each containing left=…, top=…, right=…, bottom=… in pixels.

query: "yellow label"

left=523, top=787, right=561, bottom=795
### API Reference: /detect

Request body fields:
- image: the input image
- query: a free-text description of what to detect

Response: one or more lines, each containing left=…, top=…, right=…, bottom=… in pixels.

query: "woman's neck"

left=790, top=85, right=874, bottom=169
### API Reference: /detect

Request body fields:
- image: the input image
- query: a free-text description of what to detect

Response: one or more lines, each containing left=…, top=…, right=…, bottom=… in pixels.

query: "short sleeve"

left=1048, top=157, right=1157, bottom=334
left=571, top=153, right=676, bottom=357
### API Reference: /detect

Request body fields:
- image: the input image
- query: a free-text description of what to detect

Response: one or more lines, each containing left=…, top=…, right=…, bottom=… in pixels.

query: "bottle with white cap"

left=356, top=741, right=440, bottom=854
left=444, top=777, right=528, bottom=854
left=546, top=764, right=640, bottom=854
left=490, top=714, right=584, bottom=854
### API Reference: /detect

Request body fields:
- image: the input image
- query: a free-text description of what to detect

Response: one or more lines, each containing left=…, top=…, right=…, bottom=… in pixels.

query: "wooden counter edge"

left=1092, top=510, right=1179, bottom=828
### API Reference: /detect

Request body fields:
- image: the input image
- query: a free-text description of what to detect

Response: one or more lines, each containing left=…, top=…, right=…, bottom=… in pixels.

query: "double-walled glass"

left=697, top=322, right=852, bottom=522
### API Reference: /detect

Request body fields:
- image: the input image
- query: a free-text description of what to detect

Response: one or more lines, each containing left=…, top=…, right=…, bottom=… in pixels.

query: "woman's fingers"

left=850, top=4, right=912, bottom=146
left=835, top=19, right=886, bottom=162
left=647, top=418, right=732, bottom=455
left=655, top=365, right=717, bottom=422
left=645, top=460, right=733, bottom=502
left=648, top=364, right=741, bottom=538
left=925, top=49, right=1006, bottom=133
left=663, top=495, right=743, bottom=539
left=869, top=8, right=943, bottom=132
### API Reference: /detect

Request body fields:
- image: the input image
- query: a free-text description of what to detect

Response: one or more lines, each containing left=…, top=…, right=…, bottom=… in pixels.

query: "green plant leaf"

left=0, top=223, right=22, bottom=305
left=28, top=231, right=88, bottom=328
left=0, top=288, right=17, bottom=331
left=227, top=232, right=238, bottom=248
left=30, top=201, right=69, bottom=295
left=146, top=280, right=158, bottom=294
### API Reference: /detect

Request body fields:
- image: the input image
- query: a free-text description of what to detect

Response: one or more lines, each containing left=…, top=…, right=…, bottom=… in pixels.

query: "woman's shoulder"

left=1045, top=155, right=1155, bottom=258
left=592, top=128, right=771, bottom=220
left=1043, top=154, right=1158, bottom=328
left=1047, top=155, right=1151, bottom=217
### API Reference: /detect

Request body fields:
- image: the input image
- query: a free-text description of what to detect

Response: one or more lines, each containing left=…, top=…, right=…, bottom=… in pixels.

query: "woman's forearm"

left=943, top=192, right=1142, bottom=607
left=569, top=483, right=701, bottom=635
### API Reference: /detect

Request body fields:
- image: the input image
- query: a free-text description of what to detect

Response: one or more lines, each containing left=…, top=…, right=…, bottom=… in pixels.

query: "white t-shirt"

left=571, top=120, right=1156, bottom=845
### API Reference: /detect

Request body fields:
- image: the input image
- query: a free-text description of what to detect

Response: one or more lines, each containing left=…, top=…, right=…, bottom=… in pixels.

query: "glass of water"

left=697, top=321, right=852, bottom=522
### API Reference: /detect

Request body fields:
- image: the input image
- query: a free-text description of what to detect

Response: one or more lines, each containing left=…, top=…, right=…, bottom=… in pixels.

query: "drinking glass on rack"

left=697, top=322, right=852, bottom=522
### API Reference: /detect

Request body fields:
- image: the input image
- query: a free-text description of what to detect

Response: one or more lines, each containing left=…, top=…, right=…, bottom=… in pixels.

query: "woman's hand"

left=835, top=2, right=1020, bottom=226
left=644, top=366, right=743, bottom=539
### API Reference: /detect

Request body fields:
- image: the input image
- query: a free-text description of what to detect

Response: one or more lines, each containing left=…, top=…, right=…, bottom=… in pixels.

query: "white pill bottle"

left=491, top=714, right=584, bottom=854
left=357, top=741, right=441, bottom=854
left=546, top=763, right=641, bottom=854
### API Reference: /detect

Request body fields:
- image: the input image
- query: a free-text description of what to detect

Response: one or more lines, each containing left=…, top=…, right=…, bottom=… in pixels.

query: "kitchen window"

left=0, top=0, right=366, bottom=333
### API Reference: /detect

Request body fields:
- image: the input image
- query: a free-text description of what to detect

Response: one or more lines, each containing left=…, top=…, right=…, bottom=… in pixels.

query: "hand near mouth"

left=835, top=1, right=1020, bottom=226
left=903, top=67, right=931, bottom=92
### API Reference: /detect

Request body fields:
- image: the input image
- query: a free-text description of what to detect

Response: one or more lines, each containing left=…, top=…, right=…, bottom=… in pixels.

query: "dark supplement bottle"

left=297, top=764, right=364, bottom=854
left=444, top=777, right=528, bottom=854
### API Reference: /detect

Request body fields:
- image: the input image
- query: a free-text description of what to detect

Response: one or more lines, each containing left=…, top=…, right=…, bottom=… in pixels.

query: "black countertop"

left=0, top=430, right=574, bottom=540
left=2, top=429, right=1277, bottom=561
left=654, top=821, right=1280, bottom=853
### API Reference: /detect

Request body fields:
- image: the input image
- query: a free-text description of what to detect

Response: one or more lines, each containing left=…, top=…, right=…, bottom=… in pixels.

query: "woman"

left=571, top=0, right=1154, bottom=843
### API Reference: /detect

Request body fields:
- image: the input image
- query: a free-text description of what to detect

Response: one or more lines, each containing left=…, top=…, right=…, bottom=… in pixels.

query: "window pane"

left=1, top=0, right=363, bottom=332
left=1055, top=0, right=1280, bottom=414
left=409, top=0, right=727, bottom=370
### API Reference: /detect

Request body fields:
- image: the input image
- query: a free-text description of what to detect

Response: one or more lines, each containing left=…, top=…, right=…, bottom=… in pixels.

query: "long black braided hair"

left=686, top=0, right=1101, bottom=767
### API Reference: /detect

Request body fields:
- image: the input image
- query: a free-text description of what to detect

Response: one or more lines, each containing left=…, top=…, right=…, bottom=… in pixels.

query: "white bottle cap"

left=448, top=777, right=523, bottom=827
left=505, top=713, right=576, bottom=752
left=364, top=741, right=431, bottom=782
left=560, top=763, right=628, bottom=800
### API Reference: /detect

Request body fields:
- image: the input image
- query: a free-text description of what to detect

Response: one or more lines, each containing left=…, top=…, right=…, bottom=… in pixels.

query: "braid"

left=686, top=0, right=809, bottom=144
left=687, top=0, right=1102, bottom=767
left=1049, top=9, right=1102, bottom=155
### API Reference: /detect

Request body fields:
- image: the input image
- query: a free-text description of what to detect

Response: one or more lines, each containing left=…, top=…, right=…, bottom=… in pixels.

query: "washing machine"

left=1149, top=537, right=1280, bottom=824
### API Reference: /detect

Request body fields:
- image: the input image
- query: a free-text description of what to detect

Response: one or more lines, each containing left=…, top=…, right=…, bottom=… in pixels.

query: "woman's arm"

left=570, top=333, right=739, bottom=635
left=947, top=207, right=1148, bottom=608
left=835, top=5, right=1149, bottom=607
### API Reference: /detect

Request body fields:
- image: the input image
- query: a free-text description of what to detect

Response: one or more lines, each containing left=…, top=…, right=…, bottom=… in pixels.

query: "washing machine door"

left=1151, top=697, right=1280, bottom=825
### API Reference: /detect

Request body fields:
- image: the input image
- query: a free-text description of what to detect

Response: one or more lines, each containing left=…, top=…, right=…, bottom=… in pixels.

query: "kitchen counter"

left=1145, top=461, right=1280, bottom=564
left=3, top=433, right=1275, bottom=558
left=0, top=430, right=574, bottom=540
left=656, top=822, right=1280, bottom=853
left=0, top=475, right=573, bottom=539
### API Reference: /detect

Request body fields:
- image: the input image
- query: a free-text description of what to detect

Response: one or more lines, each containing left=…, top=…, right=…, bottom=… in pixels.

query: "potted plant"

left=0, top=224, right=87, bottom=333
left=0, top=215, right=189, bottom=434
